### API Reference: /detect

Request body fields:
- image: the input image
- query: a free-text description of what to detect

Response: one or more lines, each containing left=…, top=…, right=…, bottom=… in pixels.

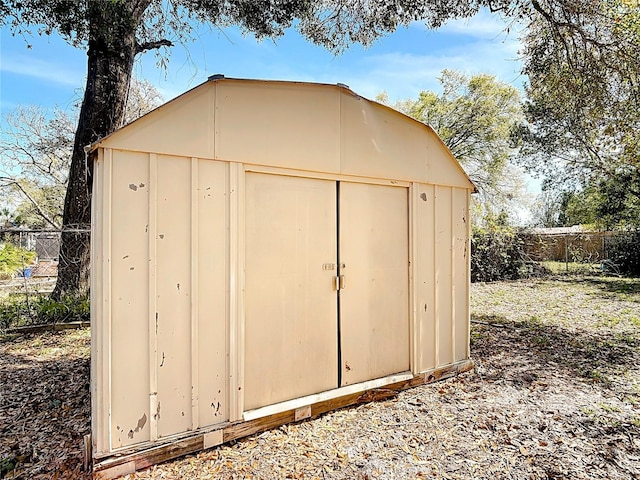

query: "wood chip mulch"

left=1, top=276, right=639, bottom=479
left=0, top=330, right=90, bottom=479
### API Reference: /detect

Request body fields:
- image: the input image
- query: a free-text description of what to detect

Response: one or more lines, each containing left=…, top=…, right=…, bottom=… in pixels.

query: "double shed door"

left=244, top=173, right=409, bottom=411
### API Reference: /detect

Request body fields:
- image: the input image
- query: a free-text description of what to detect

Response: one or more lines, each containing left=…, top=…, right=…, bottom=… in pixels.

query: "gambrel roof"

left=92, top=76, right=475, bottom=190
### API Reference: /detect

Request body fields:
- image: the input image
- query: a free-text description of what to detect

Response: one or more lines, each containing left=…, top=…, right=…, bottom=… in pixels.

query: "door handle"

left=338, top=275, right=346, bottom=290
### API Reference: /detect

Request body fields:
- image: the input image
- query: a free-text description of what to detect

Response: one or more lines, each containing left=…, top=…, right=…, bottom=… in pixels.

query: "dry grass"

left=1, top=276, right=639, bottom=479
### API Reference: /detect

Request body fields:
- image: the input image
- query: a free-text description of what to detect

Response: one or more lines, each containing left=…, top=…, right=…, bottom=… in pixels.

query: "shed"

left=90, top=77, right=475, bottom=478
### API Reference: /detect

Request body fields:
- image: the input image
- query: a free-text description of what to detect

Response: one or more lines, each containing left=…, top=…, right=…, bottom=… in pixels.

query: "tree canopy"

left=0, top=79, right=163, bottom=231
left=2, top=0, right=639, bottom=295
left=514, top=0, right=640, bottom=231
left=383, top=70, right=526, bottom=224
left=1, top=0, right=493, bottom=297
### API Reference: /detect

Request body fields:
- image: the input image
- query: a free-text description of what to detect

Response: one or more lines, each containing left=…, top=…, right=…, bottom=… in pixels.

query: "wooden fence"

left=522, top=231, right=616, bottom=263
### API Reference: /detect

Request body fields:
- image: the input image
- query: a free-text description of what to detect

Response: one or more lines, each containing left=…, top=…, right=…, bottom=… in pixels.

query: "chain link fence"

left=521, top=229, right=639, bottom=275
left=471, top=228, right=640, bottom=282
left=1, top=227, right=92, bottom=330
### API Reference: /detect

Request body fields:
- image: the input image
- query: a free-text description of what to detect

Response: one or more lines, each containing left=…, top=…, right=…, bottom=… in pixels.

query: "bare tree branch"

left=0, top=177, right=61, bottom=229
left=136, top=38, right=173, bottom=54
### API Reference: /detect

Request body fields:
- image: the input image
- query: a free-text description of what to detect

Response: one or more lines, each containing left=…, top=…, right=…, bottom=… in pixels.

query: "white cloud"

left=411, top=7, right=523, bottom=40
left=1, top=54, right=85, bottom=87
left=137, top=8, right=526, bottom=110
left=341, top=11, right=526, bottom=102
left=439, top=9, right=511, bottom=37
left=330, top=41, right=525, bottom=103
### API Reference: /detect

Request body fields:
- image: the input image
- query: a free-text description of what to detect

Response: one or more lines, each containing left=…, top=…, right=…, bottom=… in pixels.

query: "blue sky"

left=1, top=8, right=525, bottom=113
left=0, top=8, right=538, bottom=221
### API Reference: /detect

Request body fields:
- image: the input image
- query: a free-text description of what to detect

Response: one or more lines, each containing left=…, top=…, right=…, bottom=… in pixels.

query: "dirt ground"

left=1, top=276, right=639, bottom=479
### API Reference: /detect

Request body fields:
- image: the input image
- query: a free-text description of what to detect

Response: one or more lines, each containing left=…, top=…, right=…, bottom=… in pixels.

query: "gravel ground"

left=1, top=275, right=639, bottom=479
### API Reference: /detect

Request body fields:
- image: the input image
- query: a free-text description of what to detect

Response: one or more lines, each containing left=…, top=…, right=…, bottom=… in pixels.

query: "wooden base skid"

left=93, top=360, right=473, bottom=479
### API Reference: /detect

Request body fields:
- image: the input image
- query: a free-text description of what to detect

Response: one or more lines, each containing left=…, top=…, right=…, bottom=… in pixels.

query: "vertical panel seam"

left=103, top=148, right=113, bottom=451
left=190, top=157, right=200, bottom=431
left=338, top=90, right=343, bottom=174
left=237, top=165, right=246, bottom=417
left=148, top=153, right=158, bottom=442
left=409, top=184, right=418, bottom=374
left=228, top=163, right=241, bottom=420
left=90, top=150, right=100, bottom=454
left=213, top=83, right=218, bottom=160
left=224, top=163, right=231, bottom=421
left=336, top=181, right=342, bottom=387
left=451, top=188, right=456, bottom=363
left=466, top=190, right=472, bottom=359
left=102, top=149, right=113, bottom=452
left=433, top=185, right=439, bottom=368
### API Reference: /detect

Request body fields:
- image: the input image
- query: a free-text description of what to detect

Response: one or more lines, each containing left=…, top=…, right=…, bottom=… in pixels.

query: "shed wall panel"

left=435, top=186, right=453, bottom=366
left=415, top=184, right=436, bottom=372
left=453, top=188, right=470, bottom=362
left=244, top=173, right=339, bottom=411
left=196, top=159, right=229, bottom=426
left=91, top=150, right=107, bottom=454
left=109, top=151, right=150, bottom=448
left=340, top=93, right=472, bottom=188
left=100, top=87, right=215, bottom=159
left=156, top=155, right=193, bottom=437
left=340, top=94, right=426, bottom=181
left=339, top=182, right=410, bottom=385
left=216, top=83, right=340, bottom=173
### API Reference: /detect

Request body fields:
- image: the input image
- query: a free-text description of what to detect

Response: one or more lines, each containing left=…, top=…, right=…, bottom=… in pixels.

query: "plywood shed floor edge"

left=93, top=360, right=473, bottom=480
left=91, top=360, right=473, bottom=479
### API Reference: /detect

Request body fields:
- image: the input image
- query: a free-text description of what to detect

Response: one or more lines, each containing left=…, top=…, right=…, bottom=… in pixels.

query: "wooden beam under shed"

left=92, top=359, right=473, bottom=479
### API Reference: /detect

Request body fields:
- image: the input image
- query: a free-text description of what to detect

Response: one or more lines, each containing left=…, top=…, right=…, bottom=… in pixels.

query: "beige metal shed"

left=90, top=77, right=475, bottom=478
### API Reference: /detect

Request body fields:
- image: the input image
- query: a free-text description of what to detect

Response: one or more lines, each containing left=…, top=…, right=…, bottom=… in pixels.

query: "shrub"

left=33, top=294, right=90, bottom=324
left=606, top=231, right=640, bottom=276
left=471, top=228, right=546, bottom=282
left=0, top=293, right=90, bottom=331
left=0, top=243, right=36, bottom=279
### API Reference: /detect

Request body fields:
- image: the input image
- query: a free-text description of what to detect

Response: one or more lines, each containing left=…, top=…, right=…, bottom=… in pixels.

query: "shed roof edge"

left=87, top=77, right=477, bottom=192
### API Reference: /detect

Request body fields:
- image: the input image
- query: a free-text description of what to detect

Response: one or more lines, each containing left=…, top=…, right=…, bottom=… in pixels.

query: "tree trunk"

left=52, top=3, right=143, bottom=299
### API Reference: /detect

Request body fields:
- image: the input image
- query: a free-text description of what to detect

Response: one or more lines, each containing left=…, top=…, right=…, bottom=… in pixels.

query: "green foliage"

left=0, top=456, right=16, bottom=477
left=535, top=177, right=640, bottom=230
left=517, top=0, right=640, bottom=215
left=33, top=294, right=90, bottom=324
left=0, top=243, right=35, bottom=279
left=391, top=70, right=523, bottom=194
left=471, top=221, right=545, bottom=282
left=0, top=293, right=90, bottom=330
left=0, top=294, right=28, bottom=329
left=385, top=70, right=526, bottom=224
left=607, top=232, right=640, bottom=277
